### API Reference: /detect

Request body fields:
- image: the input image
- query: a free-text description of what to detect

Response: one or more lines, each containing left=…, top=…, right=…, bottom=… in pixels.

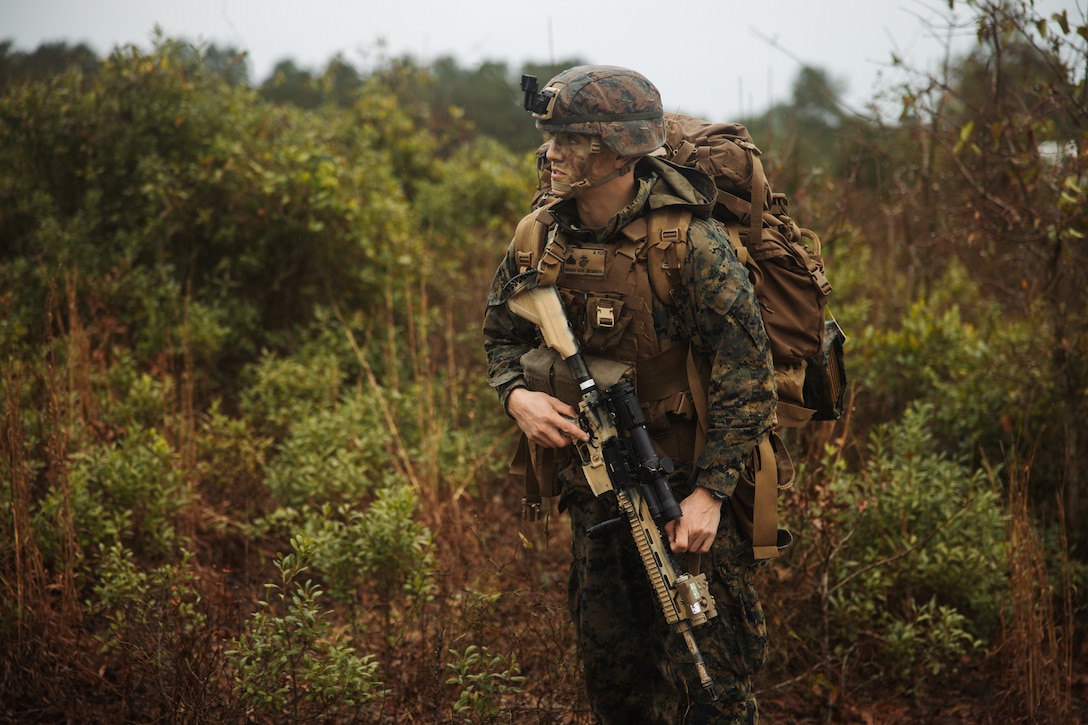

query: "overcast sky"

left=0, top=0, right=1076, bottom=119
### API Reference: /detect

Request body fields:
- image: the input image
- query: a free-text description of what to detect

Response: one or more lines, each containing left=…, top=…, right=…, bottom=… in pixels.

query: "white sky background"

left=0, top=0, right=1078, bottom=120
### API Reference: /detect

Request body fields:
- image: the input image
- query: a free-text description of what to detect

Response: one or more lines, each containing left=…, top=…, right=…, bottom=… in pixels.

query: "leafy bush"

left=260, top=487, right=435, bottom=613
left=0, top=37, right=421, bottom=380
left=239, top=349, right=345, bottom=439
left=446, top=644, right=526, bottom=725
left=306, top=487, right=435, bottom=610
left=38, top=428, right=186, bottom=562
left=852, top=260, right=1038, bottom=462
left=796, top=402, right=1009, bottom=691
left=88, top=545, right=224, bottom=719
left=260, top=391, right=394, bottom=508
left=194, top=400, right=272, bottom=515
left=228, top=535, right=384, bottom=721
left=92, top=545, right=205, bottom=649
left=413, top=136, right=535, bottom=271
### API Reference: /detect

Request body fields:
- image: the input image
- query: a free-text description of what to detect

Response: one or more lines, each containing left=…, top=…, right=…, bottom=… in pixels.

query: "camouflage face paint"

left=546, top=133, right=626, bottom=198
left=546, top=133, right=595, bottom=197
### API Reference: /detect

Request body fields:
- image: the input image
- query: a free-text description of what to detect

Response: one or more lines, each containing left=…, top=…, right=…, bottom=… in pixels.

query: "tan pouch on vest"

left=521, top=347, right=633, bottom=407
left=512, top=348, right=633, bottom=520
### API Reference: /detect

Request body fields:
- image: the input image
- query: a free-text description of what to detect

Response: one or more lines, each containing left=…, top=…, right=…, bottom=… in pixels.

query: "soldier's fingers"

left=558, top=414, right=589, bottom=442
left=552, top=400, right=579, bottom=418
left=539, top=424, right=573, bottom=448
left=669, top=523, right=689, bottom=553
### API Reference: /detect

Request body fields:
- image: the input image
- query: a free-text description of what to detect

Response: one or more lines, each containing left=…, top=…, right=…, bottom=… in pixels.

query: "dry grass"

left=1, top=288, right=1083, bottom=724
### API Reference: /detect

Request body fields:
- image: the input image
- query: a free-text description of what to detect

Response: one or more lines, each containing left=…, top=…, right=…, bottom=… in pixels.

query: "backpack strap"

left=512, top=203, right=560, bottom=276
left=645, top=207, right=692, bottom=307
left=750, top=435, right=782, bottom=559
left=722, top=219, right=765, bottom=294
left=746, top=144, right=768, bottom=256
left=686, top=345, right=710, bottom=463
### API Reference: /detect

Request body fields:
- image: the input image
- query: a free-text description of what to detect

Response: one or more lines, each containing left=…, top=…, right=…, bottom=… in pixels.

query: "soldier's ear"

left=600, top=146, right=632, bottom=171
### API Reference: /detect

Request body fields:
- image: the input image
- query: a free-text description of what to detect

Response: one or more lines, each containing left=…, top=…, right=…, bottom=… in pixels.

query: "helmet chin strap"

left=548, top=134, right=635, bottom=198
left=551, top=161, right=634, bottom=197
left=552, top=138, right=635, bottom=197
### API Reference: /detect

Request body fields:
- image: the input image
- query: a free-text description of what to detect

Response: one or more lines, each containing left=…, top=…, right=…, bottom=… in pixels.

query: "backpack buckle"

left=521, top=497, right=543, bottom=522
left=657, top=227, right=682, bottom=244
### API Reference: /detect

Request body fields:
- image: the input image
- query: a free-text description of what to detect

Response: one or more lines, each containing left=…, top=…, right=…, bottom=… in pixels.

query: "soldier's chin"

left=550, top=178, right=580, bottom=198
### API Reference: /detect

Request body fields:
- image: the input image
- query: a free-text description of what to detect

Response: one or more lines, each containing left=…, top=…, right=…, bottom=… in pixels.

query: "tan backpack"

left=658, top=113, right=844, bottom=422
left=517, top=113, right=847, bottom=558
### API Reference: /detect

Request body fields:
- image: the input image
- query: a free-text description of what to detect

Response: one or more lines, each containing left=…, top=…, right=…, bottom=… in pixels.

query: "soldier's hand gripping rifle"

left=504, top=270, right=721, bottom=699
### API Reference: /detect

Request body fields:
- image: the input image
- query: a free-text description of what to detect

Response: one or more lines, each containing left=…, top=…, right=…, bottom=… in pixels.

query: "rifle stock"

left=504, top=270, right=720, bottom=698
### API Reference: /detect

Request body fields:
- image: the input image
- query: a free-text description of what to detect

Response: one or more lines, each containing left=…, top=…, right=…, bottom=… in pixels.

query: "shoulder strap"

left=645, top=207, right=692, bottom=307
left=512, top=202, right=571, bottom=287
left=515, top=203, right=694, bottom=308
left=750, top=435, right=784, bottom=559
left=512, top=204, right=555, bottom=273
left=686, top=346, right=710, bottom=463
left=687, top=316, right=788, bottom=561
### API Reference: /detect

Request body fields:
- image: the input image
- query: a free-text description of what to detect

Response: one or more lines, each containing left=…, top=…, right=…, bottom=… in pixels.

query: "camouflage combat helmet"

left=521, top=65, right=665, bottom=157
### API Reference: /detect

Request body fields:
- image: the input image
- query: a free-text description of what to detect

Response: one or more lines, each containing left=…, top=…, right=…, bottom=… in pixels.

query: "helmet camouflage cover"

left=523, top=65, right=665, bottom=157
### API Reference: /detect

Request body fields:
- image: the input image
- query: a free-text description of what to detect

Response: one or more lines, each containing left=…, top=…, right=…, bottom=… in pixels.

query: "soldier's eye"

left=553, top=134, right=586, bottom=151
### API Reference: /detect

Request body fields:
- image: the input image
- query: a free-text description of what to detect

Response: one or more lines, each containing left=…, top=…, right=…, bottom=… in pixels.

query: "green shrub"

left=445, top=644, right=526, bottom=725
left=798, top=402, right=1008, bottom=690
left=101, top=350, right=174, bottom=431
left=261, top=391, right=393, bottom=508
left=39, top=428, right=186, bottom=562
left=194, top=400, right=272, bottom=515
left=88, top=545, right=223, bottom=719
left=90, top=544, right=205, bottom=654
left=313, top=485, right=434, bottom=609
left=413, top=136, right=534, bottom=270
left=257, top=486, right=435, bottom=614
left=852, top=262, right=1038, bottom=462
left=0, top=37, right=421, bottom=381
left=227, top=535, right=384, bottom=720
left=239, top=349, right=345, bottom=438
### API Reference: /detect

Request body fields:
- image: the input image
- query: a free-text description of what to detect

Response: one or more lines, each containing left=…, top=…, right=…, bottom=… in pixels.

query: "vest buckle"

left=595, top=300, right=616, bottom=328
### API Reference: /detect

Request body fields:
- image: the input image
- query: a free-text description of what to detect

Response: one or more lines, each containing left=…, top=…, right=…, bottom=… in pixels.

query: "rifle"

left=504, top=269, right=721, bottom=698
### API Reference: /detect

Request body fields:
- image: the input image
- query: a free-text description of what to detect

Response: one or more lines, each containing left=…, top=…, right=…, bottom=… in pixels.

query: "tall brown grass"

left=2, top=279, right=1082, bottom=723
left=1000, top=449, right=1075, bottom=723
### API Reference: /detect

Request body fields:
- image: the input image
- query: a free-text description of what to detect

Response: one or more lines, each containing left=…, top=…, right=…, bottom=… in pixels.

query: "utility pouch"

left=575, top=293, right=633, bottom=351
left=515, top=347, right=633, bottom=520
left=802, top=317, right=848, bottom=421
left=521, top=346, right=632, bottom=407
left=773, top=361, right=816, bottom=429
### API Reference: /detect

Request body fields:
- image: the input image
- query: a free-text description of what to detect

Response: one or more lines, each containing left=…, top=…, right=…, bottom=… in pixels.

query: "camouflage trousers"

left=564, top=489, right=768, bottom=725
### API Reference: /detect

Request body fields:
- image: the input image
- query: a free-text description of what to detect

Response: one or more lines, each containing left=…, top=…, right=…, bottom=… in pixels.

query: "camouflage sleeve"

left=681, top=217, right=777, bottom=498
left=482, top=242, right=543, bottom=412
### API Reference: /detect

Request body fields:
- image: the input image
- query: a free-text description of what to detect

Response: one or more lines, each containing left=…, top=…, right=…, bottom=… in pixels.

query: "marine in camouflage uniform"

left=482, top=65, right=776, bottom=724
